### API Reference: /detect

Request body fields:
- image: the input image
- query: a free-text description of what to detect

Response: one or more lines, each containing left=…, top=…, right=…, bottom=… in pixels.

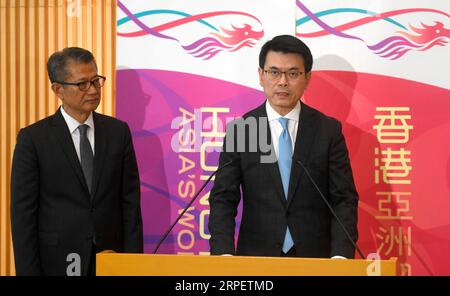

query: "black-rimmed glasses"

left=54, top=75, right=106, bottom=91
left=263, top=69, right=303, bottom=81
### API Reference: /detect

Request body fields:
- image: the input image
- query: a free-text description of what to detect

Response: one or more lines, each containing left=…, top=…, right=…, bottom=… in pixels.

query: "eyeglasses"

left=54, top=76, right=106, bottom=91
left=263, top=69, right=304, bottom=81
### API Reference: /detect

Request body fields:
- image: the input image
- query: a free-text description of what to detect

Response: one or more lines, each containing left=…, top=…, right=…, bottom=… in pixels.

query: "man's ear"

left=305, top=71, right=312, bottom=87
left=51, top=83, right=64, bottom=99
left=258, top=67, right=264, bottom=87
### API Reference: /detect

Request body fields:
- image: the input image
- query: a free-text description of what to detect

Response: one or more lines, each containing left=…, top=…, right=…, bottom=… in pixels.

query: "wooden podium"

left=96, top=253, right=397, bottom=276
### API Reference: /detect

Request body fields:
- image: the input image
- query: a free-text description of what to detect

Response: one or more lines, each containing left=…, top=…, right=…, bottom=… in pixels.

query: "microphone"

left=153, top=159, right=234, bottom=254
left=294, top=158, right=365, bottom=259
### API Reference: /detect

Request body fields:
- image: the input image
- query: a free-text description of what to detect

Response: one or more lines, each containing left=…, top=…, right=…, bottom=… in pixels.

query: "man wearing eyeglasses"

left=10, top=47, right=143, bottom=276
left=209, top=35, right=359, bottom=259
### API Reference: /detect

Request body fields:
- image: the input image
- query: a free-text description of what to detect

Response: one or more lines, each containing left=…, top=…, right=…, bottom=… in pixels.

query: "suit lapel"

left=286, top=102, right=318, bottom=208
left=255, top=103, right=287, bottom=208
left=50, top=108, right=90, bottom=196
left=91, top=112, right=107, bottom=200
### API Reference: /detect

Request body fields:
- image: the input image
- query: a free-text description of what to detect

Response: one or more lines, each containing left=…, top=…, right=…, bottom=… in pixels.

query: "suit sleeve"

left=121, top=123, right=143, bottom=253
left=328, top=122, right=359, bottom=258
left=208, top=123, right=242, bottom=255
left=10, top=128, right=42, bottom=275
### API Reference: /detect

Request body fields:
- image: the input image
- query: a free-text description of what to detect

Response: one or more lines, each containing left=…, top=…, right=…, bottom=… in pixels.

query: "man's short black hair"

left=259, top=35, right=313, bottom=73
left=47, top=47, right=97, bottom=83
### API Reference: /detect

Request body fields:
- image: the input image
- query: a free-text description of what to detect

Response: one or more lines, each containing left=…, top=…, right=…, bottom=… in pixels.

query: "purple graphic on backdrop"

left=116, top=69, right=264, bottom=254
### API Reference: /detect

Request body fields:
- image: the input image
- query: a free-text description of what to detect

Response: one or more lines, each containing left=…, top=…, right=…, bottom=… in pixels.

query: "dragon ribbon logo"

left=296, top=0, right=450, bottom=60
left=117, top=1, right=264, bottom=60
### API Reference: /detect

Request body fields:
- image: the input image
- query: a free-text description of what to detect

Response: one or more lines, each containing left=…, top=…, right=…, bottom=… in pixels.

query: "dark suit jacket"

left=11, top=108, right=143, bottom=275
left=209, top=101, right=358, bottom=258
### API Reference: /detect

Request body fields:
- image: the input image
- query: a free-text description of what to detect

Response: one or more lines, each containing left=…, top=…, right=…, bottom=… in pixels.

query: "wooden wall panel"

left=0, top=0, right=117, bottom=276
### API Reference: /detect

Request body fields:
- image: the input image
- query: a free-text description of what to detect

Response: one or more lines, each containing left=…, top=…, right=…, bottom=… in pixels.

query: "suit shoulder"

left=302, top=102, right=342, bottom=129
left=94, top=112, right=129, bottom=129
left=242, top=102, right=265, bottom=119
left=18, top=116, right=52, bottom=135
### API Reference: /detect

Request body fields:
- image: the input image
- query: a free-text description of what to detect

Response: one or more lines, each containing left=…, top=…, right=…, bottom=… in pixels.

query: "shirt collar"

left=60, top=106, right=94, bottom=134
left=265, top=100, right=301, bottom=122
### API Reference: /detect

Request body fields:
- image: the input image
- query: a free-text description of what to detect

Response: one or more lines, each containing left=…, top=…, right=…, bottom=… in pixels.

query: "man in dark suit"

left=10, top=47, right=143, bottom=276
left=208, top=35, right=359, bottom=258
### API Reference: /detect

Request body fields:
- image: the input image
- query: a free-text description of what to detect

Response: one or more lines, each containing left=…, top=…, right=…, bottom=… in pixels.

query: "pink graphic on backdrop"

left=296, top=0, right=450, bottom=59
left=117, top=1, right=264, bottom=59
left=117, top=68, right=450, bottom=275
left=305, top=70, right=450, bottom=275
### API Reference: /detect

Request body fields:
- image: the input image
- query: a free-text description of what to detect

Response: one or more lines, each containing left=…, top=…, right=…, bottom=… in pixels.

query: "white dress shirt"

left=265, top=100, right=300, bottom=158
left=60, top=106, right=95, bottom=161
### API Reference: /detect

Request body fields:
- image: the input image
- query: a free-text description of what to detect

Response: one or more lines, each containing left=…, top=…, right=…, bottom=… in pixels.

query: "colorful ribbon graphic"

left=296, top=0, right=450, bottom=60
left=117, top=1, right=264, bottom=60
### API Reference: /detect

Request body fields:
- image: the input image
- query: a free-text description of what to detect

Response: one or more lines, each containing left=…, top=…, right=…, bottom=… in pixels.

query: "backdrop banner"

left=117, top=0, right=450, bottom=275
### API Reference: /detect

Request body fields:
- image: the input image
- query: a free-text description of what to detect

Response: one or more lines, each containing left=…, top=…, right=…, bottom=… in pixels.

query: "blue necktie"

left=278, top=117, right=294, bottom=253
